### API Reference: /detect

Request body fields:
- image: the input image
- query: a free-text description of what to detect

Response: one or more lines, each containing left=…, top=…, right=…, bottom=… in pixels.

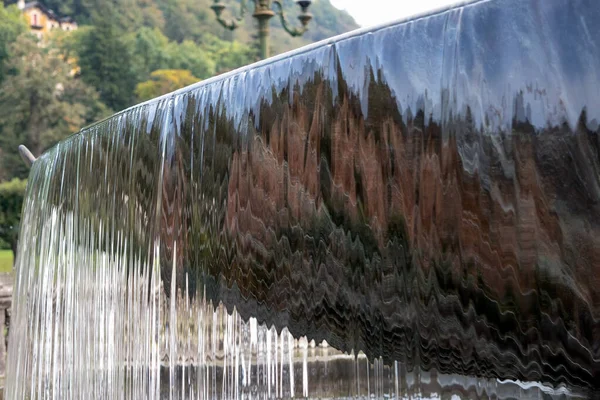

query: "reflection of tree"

left=179, top=59, right=600, bottom=390
left=34, top=49, right=600, bottom=391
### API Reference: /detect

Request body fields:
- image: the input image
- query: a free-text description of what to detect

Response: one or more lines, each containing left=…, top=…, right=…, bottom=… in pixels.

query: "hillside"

left=11, top=0, right=359, bottom=55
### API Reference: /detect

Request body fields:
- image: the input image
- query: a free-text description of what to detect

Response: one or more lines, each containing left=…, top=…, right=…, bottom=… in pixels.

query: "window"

left=33, top=13, right=38, bottom=26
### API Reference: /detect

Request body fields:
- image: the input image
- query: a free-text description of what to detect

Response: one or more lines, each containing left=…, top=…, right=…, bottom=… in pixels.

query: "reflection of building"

left=16, top=0, right=77, bottom=40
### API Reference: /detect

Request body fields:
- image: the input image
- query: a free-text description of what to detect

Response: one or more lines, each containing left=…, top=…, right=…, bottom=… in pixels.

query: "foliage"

left=24, top=0, right=359, bottom=55
left=125, top=28, right=258, bottom=82
left=0, top=34, right=110, bottom=180
left=0, top=179, right=26, bottom=259
left=127, top=27, right=171, bottom=79
left=40, top=0, right=165, bottom=31
left=204, top=35, right=259, bottom=73
left=6, top=0, right=358, bottom=114
left=164, top=41, right=216, bottom=79
left=156, top=0, right=220, bottom=43
left=135, top=69, right=199, bottom=101
left=0, top=250, right=12, bottom=272
left=150, top=0, right=359, bottom=52
left=73, top=4, right=138, bottom=111
left=0, top=2, right=27, bottom=82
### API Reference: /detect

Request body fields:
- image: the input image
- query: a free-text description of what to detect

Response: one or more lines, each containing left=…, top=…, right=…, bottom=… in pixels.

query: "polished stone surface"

left=7, top=0, right=600, bottom=397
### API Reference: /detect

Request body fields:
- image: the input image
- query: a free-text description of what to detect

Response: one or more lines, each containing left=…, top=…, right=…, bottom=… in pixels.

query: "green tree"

left=21, top=0, right=359, bottom=55
left=0, top=34, right=109, bottom=180
left=155, top=0, right=220, bottom=43
left=135, top=69, right=199, bottom=101
left=74, top=3, right=137, bottom=111
left=42, top=0, right=165, bottom=31
left=137, top=0, right=166, bottom=29
left=166, top=40, right=216, bottom=79
left=127, top=27, right=171, bottom=80
left=127, top=29, right=257, bottom=82
left=211, top=38, right=258, bottom=74
left=0, top=178, right=27, bottom=261
left=0, top=2, right=27, bottom=82
left=127, top=28, right=222, bottom=83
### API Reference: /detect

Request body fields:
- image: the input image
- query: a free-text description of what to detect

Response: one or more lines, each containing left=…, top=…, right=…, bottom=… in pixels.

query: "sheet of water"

left=6, top=0, right=600, bottom=398
left=5, top=211, right=579, bottom=399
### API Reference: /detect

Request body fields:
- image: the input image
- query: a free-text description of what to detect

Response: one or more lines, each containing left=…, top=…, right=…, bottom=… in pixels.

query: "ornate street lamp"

left=210, top=0, right=313, bottom=60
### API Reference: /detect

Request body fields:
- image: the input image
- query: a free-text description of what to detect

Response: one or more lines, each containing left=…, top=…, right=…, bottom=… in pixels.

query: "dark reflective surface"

left=7, top=0, right=600, bottom=397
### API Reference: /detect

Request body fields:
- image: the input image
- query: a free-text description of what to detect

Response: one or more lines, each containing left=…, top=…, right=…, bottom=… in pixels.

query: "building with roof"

left=16, top=0, right=78, bottom=39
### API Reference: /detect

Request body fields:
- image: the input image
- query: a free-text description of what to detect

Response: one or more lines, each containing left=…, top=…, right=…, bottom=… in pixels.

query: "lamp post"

left=210, top=0, right=313, bottom=60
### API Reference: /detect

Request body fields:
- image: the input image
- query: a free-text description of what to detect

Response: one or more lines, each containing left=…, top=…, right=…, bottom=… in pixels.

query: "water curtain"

left=7, top=0, right=600, bottom=398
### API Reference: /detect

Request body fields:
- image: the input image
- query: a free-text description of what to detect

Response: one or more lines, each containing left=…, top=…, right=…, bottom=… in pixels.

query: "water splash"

left=6, top=0, right=600, bottom=398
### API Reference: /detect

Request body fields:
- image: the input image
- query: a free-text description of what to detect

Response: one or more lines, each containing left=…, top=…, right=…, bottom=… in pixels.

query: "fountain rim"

left=123, top=0, right=485, bottom=113
left=39, top=0, right=486, bottom=160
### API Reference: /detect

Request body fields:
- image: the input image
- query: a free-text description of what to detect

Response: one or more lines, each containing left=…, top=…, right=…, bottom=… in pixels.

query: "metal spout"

left=18, top=145, right=36, bottom=168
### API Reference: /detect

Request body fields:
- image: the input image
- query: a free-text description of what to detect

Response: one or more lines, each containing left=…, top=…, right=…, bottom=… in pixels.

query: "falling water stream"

left=6, top=0, right=600, bottom=398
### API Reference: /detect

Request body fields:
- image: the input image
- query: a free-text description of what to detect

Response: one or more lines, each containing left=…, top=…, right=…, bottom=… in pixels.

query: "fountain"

left=6, top=0, right=600, bottom=398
